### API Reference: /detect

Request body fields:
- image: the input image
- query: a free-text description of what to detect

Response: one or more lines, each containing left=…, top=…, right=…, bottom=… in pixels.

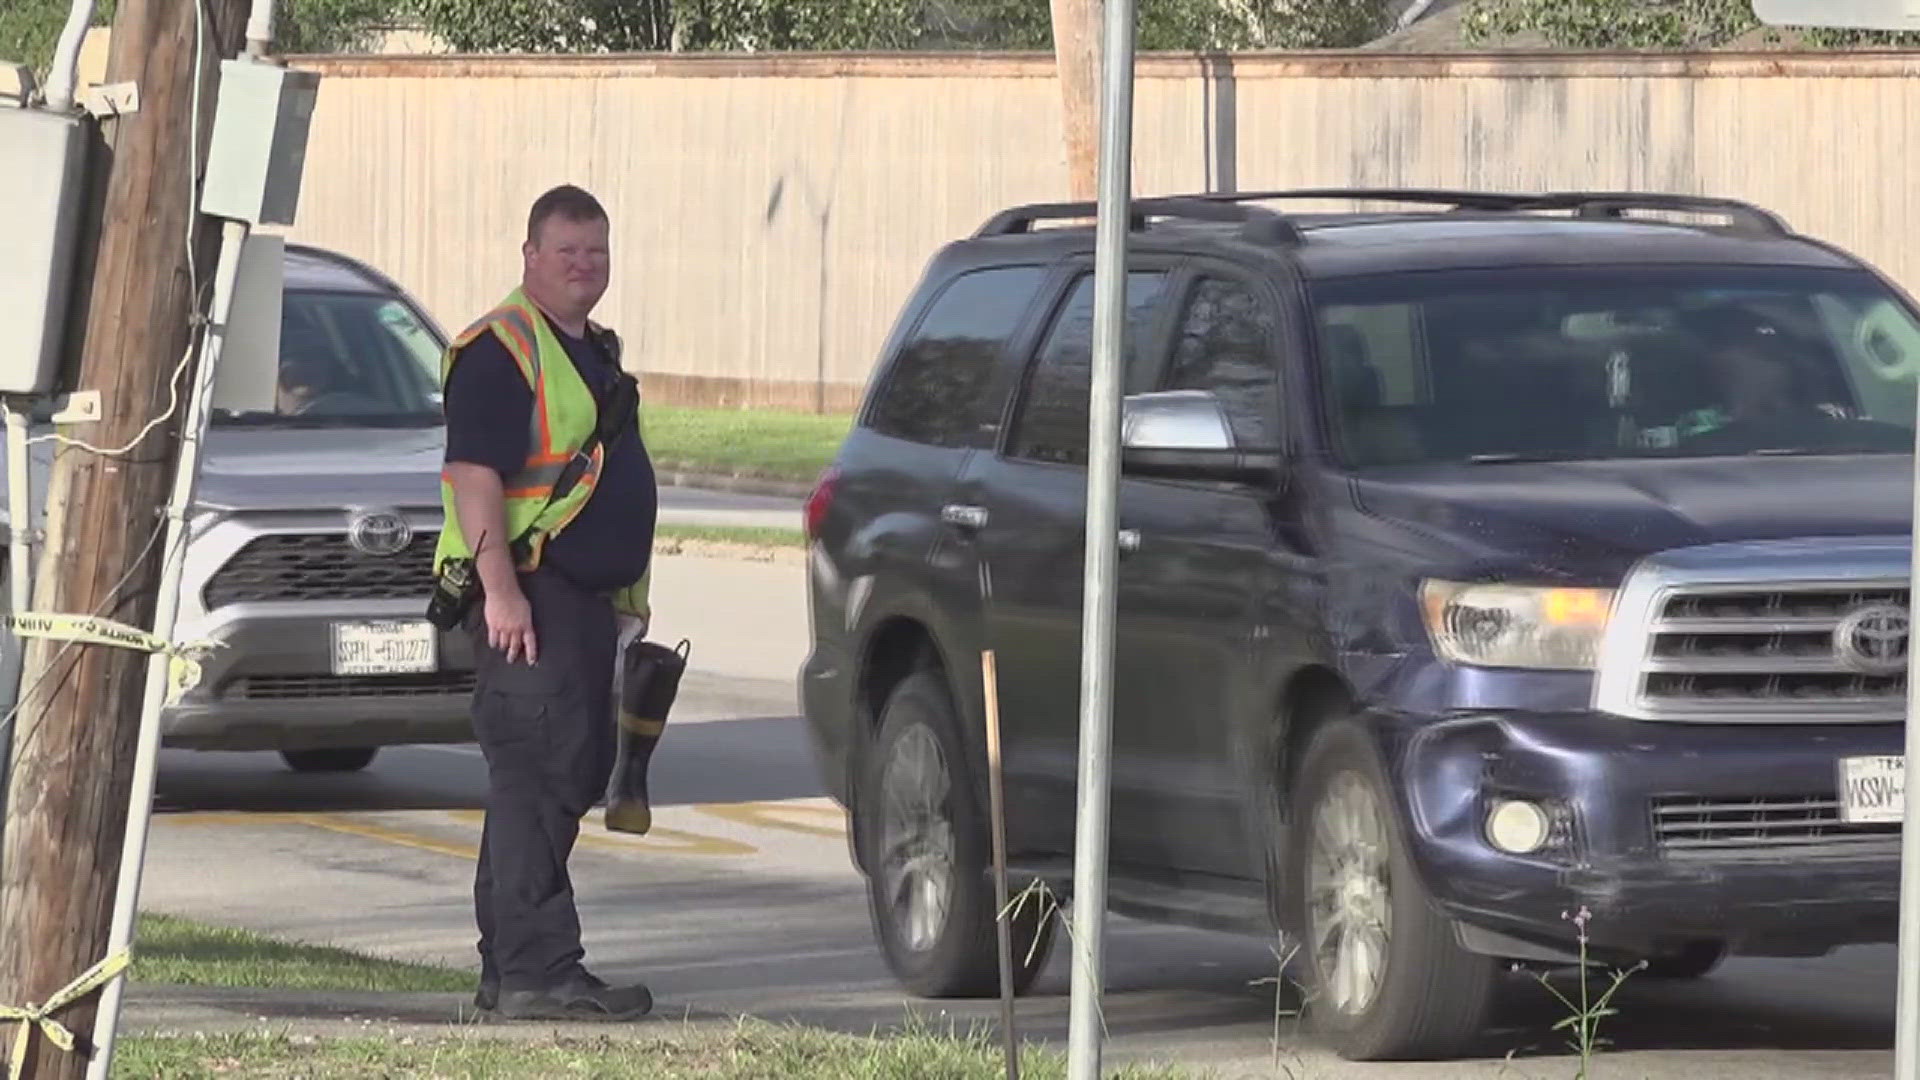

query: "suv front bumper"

left=162, top=598, right=475, bottom=752
left=1378, top=710, right=1902, bottom=962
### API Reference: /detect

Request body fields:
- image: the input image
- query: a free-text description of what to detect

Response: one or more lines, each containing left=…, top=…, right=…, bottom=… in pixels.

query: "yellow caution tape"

left=2, top=612, right=221, bottom=705
left=1, top=948, right=130, bottom=1080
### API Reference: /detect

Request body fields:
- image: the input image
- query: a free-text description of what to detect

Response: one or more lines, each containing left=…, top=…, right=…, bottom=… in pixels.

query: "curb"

left=657, top=469, right=814, bottom=500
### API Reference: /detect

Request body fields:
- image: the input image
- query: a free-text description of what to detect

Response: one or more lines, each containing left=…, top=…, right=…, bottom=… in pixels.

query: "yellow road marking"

left=697, top=801, right=847, bottom=839
left=161, top=811, right=478, bottom=860
left=161, top=801, right=840, bottom=860
left=441, top=810, right=756, bottom=858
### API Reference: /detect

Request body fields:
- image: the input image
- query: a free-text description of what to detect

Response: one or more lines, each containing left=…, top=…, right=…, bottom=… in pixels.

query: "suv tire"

left=858, top=668, right=1056, bottom=998
left=281, top=747, right=379, bottom=773
left=1289, top=716, right=1495, bottom=1060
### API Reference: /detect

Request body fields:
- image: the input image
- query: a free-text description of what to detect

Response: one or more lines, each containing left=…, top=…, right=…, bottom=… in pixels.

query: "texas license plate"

left=1837, top=755, right=1906, bottom=825
left=331, top=620, right=438, bottom=676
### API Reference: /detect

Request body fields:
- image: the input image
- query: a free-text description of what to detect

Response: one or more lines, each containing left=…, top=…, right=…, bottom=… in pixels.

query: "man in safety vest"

left=437, top=184, right=657, bottom=1021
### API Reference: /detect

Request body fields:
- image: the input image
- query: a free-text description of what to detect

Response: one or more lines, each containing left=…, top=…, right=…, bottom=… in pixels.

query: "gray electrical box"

left=200, top=60, right=321, bottom=225
left=0, top=107, right=89, bottom=396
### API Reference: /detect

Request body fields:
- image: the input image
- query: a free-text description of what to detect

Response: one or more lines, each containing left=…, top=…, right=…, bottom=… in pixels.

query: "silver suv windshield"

left=212, top=288, right=444, bottom=427
left=1313, top=265, right=1920, bottom=468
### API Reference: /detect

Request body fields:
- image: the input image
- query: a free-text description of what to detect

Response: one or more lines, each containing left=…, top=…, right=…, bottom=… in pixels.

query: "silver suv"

left=12, top=243, right=473, bottom=773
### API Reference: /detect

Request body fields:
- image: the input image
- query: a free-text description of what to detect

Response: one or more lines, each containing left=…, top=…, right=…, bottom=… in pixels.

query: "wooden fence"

left=285, top=50, right=1920, bottom=412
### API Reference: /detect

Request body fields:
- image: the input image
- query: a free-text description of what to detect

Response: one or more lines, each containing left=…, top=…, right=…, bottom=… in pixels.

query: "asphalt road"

left=132, top=537, right=1901, bottom=1079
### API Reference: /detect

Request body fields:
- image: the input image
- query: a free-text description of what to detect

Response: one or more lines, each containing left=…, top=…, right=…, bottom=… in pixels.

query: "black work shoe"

left=494, top=974, right=651, bottom=1022
left=475, top=980, right=498, bottom=1012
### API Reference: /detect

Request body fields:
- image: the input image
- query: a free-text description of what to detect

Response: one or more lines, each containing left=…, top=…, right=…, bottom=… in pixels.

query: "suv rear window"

left=1314, top=265, right=1920, bottom=467
left=866, top=265, right=1047, bottom=447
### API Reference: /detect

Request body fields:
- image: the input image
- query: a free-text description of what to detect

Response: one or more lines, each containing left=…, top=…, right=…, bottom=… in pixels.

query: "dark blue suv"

left=798, top=189, right=1920, bottom=1060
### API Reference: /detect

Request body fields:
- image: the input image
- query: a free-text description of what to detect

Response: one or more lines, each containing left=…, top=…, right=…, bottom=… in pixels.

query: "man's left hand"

left=616, top=613, right=648, bottom=651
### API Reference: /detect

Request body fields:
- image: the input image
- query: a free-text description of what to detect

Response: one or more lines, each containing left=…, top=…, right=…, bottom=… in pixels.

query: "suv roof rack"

left=973, top=196, right=1303, bottom=243
left=1191, top=187, right=1792, bottom=238
left=972, top=188, right=1792, bottom=248
left=1518, top=191, right=1792, bottom=237
left=1193, top=187, right=1540, bottom=212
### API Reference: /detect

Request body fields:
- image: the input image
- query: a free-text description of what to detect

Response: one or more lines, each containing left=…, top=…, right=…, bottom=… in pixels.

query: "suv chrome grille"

left=1652, top=794, right=1898, bottom=859
left=1641, top=585, right=1908, bottom=711
left=204, top=532, right=437, bottom=608
left=1593, top=539, right=1914, bottom=723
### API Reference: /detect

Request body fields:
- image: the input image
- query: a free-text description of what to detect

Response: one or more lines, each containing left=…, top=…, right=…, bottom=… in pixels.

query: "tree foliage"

left=3, top=0, right=395, bottom=81
left=1462, top=0, right=1920, bottom=49
left=410, top=0, right=1391, bottom=54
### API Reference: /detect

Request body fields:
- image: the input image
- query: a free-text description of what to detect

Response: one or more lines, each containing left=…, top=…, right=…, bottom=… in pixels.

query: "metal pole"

left=1897, top=373, right=1920, bottom=1079
left=1064, top=0, right=1135, bottom=1075
left=84, top=214, right=249, bottom=1080
left=0, top=403, right=36, bottom=881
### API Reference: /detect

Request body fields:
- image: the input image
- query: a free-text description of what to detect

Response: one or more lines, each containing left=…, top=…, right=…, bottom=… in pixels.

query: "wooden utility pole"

left=0, top=0, right=249, bottom=1073
left=1051, top=0, right=1100, bottom=201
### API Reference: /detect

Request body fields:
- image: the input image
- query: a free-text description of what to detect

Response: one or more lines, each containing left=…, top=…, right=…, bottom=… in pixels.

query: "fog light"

left=1486, top=799, right=1551, bottom=855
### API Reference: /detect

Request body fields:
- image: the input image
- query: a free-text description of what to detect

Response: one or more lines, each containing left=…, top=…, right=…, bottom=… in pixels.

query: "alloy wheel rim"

left=878, top=722, right=955, bottom=953
left=1306, top=769, right=1394, bottom=1016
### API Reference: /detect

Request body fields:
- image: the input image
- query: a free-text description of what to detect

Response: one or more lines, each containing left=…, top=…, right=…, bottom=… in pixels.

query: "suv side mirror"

left=1120, top=390, right=1283, bottom=485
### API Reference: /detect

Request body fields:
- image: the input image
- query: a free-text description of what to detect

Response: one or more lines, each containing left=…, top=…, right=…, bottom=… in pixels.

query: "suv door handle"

left=1118, top=528, right=1140, bottom=555
left=942, top=504, right=989, bottom=530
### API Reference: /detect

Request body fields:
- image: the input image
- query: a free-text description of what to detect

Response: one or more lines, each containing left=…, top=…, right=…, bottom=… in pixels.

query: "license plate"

left=1838, top=755, right=1907, bottom=825
left=331, top=620, right=438, bottom=676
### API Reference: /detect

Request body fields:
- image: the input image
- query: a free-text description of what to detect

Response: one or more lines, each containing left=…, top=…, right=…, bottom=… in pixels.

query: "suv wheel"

left=1290, top=717, right=1495, bottom=1060
left=281, top=747, right=379, bottom=773
left=859, top=668, right=1056, bottom=998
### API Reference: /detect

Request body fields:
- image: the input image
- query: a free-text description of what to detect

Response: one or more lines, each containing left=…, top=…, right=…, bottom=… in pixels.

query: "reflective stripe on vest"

left=433, top=287, right=612, bottom=574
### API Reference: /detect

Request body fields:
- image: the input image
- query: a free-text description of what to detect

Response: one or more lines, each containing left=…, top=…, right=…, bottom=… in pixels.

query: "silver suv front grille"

left=1592, top=538, right=1912, bottom=723
left=203, top=532, right=438, bottom=608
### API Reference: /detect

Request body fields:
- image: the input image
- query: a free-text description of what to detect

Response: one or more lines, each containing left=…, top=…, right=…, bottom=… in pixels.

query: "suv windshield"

left=213, top=288, right=444, bottom=427
left=1313, top=265, right=1920, bottom=468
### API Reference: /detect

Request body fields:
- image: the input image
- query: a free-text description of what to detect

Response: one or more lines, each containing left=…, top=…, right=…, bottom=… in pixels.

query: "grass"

left=116, top=1019, right=1199, bottom=1079
left=654, top=523, right=806, bottom=549
left=131, top=912, right=472, bottom=995
left=111, top=914, right=1193, bottom=1078
left=643, top=405, right=850, bottom=485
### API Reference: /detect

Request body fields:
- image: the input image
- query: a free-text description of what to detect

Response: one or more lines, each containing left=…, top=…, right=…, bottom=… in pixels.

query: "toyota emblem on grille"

left=347, top=511, right=412, bottom=557
left=1833, top=602, right=1910, bottom=676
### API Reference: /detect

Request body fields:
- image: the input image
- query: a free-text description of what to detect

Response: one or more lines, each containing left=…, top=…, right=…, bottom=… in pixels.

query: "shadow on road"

left=152, top=714, right=825, bottom=814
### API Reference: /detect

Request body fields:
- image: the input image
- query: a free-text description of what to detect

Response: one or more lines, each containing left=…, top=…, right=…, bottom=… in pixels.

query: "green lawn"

left=132, top=912, right=471, bottom=994
left=643, top=405, right=850, bottom=484
left=116, top=912, right=1199, bottom=1079
left=118, top=1023, right=1199, bottom=1079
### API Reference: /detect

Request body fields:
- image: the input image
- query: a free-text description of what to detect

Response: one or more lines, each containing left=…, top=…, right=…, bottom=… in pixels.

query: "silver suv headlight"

left=1420, top=580, right=1614, bottom=671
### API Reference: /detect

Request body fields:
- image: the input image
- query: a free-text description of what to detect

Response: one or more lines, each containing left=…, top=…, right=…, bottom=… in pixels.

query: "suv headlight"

left=1420, top=580, right=1614, bottom=671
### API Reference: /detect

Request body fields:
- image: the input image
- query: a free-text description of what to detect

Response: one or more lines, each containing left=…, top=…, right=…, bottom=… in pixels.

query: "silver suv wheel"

left=1306, top=769, right=1394, bottom=1016
left=878, top=722, right=955, bottom=954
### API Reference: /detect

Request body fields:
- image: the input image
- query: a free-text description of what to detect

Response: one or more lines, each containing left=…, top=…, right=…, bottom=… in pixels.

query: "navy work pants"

left=465, top=564, right=617, bottom=991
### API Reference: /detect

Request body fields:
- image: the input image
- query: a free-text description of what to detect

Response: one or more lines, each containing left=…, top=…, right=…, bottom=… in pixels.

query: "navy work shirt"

left=443, top=313, right=657, bottom=593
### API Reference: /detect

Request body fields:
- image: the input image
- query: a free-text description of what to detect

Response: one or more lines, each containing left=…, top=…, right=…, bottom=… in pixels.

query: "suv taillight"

left=804, top=467, right=840, bottom=538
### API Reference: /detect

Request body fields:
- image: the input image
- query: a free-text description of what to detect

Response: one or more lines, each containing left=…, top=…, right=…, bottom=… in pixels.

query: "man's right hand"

left=485, top=586, right=538, bottom=665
